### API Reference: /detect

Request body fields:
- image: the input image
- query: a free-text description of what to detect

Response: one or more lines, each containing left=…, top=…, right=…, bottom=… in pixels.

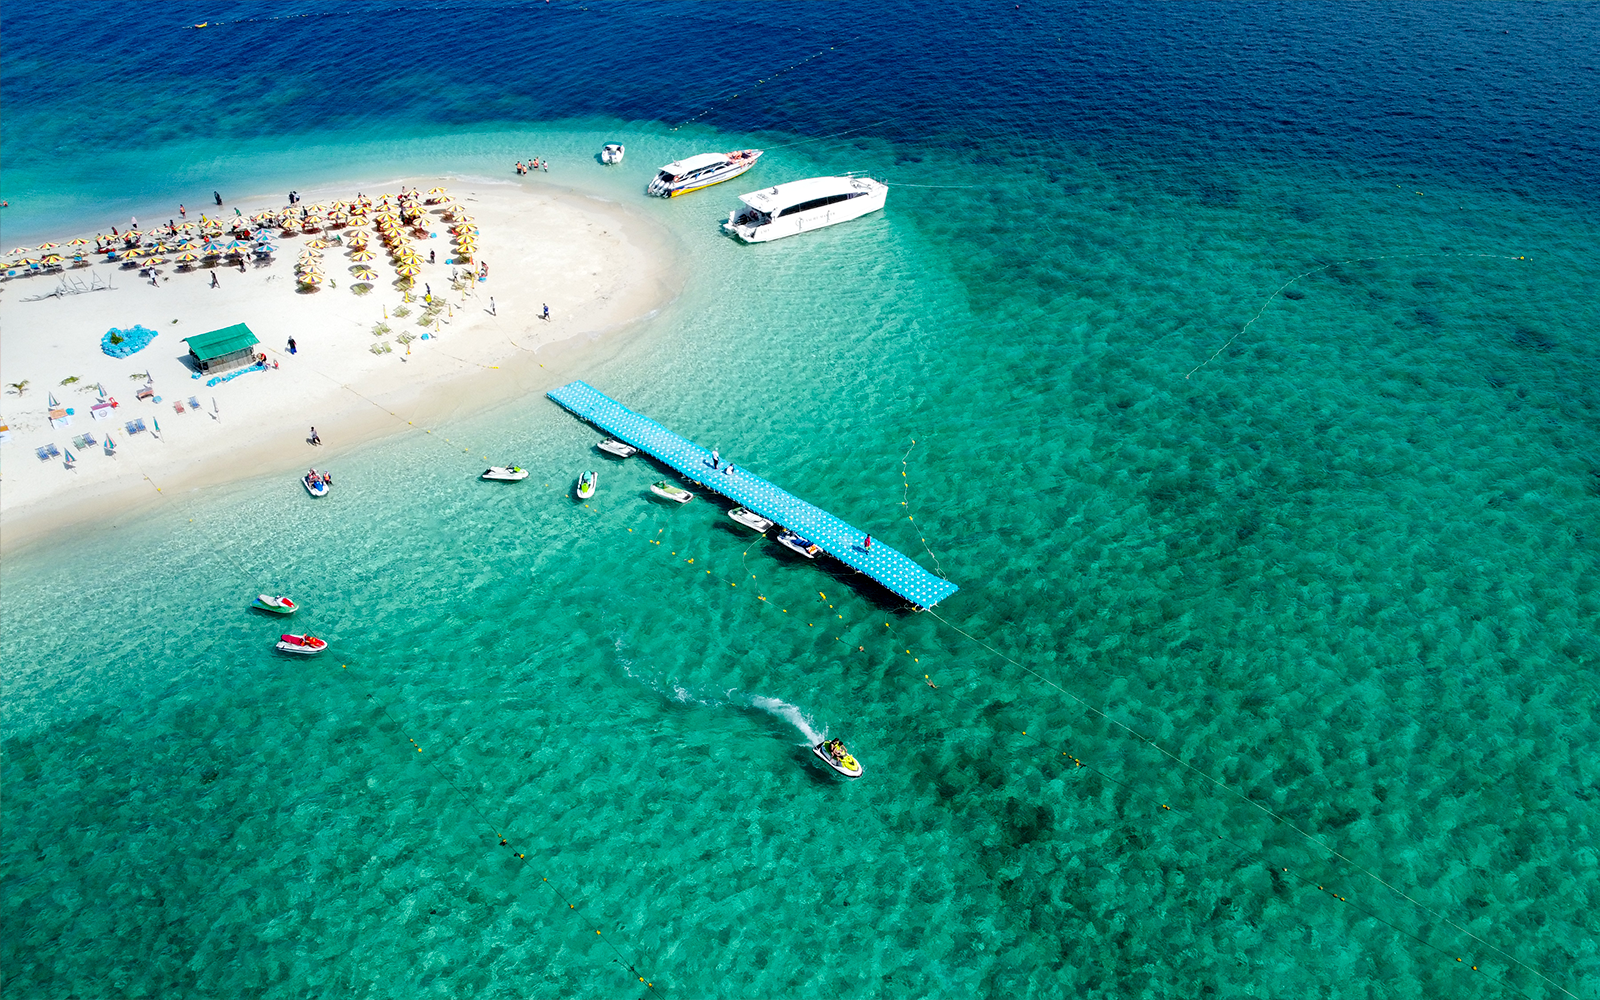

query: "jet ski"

left=813, top=738, right=863, bottom=778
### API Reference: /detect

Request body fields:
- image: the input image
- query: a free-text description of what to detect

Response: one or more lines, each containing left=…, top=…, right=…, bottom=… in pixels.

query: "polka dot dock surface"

left=547, top=381, right=959, bottom=609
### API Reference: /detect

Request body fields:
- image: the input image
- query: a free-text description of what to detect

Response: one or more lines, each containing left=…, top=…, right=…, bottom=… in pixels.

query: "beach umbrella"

left=201, top=245, right=222, bottom=256
left=67, top=237, right=91, bottom=246
left=8, top=246, right=31, bottom=255
left=428, top=186, right=448, bottom=195
left=176, top=252, right=199, bottom=262
left=255, top=243, right=278, bottom=253
left=226, top=239, right=248, bottom=251
left=351, top=265, right=378, bottom=280
left=305, top=238, right=330, bottom=249
left=41, top=254, right=63, bottom=264
left=143, top=256, right=166, bottom=265
left=395, top=263, right=421, bottom=276
left=37, top=241, right=61, bottom=250
left=298, top=272, right=324, bottom=285
left=349, top=249, right=375, bottom=262
left=17, top=257, right=40, bottom=265
left=123, top=247, right=144, bottom=258
left=302, top=215, right=322, bottom=227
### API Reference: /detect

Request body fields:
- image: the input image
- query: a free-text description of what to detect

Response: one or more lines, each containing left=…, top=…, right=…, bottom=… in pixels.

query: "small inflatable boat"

left=813, top=738, right=863, bottom=778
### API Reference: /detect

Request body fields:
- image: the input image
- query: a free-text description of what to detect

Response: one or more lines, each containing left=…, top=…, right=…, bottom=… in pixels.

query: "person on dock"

left=711, top=448, right=719, bottom=469
left=863, top=534, right=872, bottom=552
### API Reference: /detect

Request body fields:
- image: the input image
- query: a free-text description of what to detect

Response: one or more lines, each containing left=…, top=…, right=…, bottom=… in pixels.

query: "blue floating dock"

left=547, top=381, right=959, bottom=609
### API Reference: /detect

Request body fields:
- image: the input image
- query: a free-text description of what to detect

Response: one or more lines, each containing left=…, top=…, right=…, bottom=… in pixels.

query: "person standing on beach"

left=542, top=303, right=549, bottom=320
left=210, top=272, right=219, bottom=288
left=310, top=427, right=320, bottom=446
left=288, top=336, right=297, bottom=355
left=429, top=250, right=435, bottom=264
left=490, top=296, right=496, bottom=315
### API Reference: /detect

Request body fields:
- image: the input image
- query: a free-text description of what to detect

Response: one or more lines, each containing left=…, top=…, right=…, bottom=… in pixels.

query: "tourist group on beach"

left=516, top=159, right=548, bottom=174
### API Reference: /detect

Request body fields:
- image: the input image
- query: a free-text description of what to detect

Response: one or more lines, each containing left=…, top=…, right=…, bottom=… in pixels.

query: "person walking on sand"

left=179, top=204, right=186, bottom=217
left=490, top=296, right=496, bottom=315
left=310, top=427, right=321, bottom=446
left=542, top=303, right=549, bottom=320
left=210, top=272, right=220, bottom=288
left=429, top=249, right=435, bottom=264
left=288, top=336, right=297, bottom=355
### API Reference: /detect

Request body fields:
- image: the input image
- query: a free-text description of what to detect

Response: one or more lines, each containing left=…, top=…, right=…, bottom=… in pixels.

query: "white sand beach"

left=0, top=177, right=681, bottom=552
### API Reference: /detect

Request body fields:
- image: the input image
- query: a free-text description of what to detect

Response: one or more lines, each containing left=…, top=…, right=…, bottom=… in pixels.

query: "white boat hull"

left=577, top=470, right=597, bottom=498
left=650, top=482, right=693, bottom=504
left=725, top=176, right=888, bottom=243
left=775, top=530, right=821, bottom=558
left=601, top=144, right=625, bottom=164
left=303, top=473, right=329, bottom=497
left=597, top=438, right=637, bottom=458
left=276, top=634, right=327, bottom=655
left=647, top=150, right=762, bottom=198
left=728, top=506, right=774, bottom=532
left=482, top=466, right=529, bottom=481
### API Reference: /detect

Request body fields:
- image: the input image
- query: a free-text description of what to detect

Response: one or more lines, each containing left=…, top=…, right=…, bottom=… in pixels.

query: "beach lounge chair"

left=45, top=444, right=61, bottom=458
left=135, top=386, right=155, bottom=401
left=188, top=396, right=201, bottom=411
left=173, top=399, right=186, bottom=413
left=133, top=418, right=148, bottom=433
left=36, top=445, right=52, bottom=461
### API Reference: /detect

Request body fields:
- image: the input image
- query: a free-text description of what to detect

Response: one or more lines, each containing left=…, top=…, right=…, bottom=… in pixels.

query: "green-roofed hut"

left=185, top=323, right=260, bottom=374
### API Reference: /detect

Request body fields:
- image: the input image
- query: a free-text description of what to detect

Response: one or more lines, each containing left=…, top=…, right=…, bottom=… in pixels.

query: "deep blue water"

left=4, top=3, right=1598, bottom=998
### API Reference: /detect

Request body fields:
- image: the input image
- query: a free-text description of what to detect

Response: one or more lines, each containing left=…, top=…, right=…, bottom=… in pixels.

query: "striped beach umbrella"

left=351, top=265, right=378, bottom=280
left=394, top=263, right=421, bottom=277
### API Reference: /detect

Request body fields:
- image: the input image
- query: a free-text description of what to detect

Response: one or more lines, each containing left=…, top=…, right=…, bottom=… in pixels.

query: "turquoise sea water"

left=4, top=3, right=1598, bottom=997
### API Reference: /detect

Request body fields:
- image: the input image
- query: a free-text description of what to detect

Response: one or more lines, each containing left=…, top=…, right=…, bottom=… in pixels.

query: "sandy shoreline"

left=0, top=176, right=683, bottom=554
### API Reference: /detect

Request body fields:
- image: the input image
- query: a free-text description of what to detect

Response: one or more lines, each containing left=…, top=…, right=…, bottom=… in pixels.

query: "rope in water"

left=1185, top=251, right=1528, bottom=380
left=671, top=36, right=861, bottom=130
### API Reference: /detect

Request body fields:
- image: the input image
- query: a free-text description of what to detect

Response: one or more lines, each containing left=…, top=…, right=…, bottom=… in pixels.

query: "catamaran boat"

left=724, top=175, right=888, bottom=243
left=774, top=529, right=822, bottom=559
left=649, top=480, right=693, bottom=504
left=601, top=143, right=625, bottom=165
left=303, top=469, right=330, bottom=497
left=576, top=470, right=597, bottom=499
left=275, top=633, right=327, bottom=655
left=597, top=438, right=638, bottom=458
left=728, top=506, right=775, bottom=532
left=252, top=595, right=298, bottom=615
left=813, top=738, right=863, bottom=778
left=646, top=149, right=762, bottom=198
left=481, top=465, right=529, bottom=481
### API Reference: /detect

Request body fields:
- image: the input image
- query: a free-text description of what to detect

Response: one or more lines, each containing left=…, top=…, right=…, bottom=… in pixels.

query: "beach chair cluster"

left=71, top=433, right=99, bottom=450
left=124, top=418, right=149, bottom=436
left=35, top=443, right=62, bottom=461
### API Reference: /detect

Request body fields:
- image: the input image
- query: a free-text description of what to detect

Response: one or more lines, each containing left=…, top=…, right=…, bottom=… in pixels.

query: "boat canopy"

left=737, top=176, right=874, bottom=213
left=657, top=152, right=727, bottom=178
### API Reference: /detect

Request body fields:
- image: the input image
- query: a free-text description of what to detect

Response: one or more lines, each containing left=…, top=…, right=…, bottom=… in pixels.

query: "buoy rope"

left=898, top=438, right=947, bottom=579
left=671, top=35, right=861, bottom=130
left=1185, top=251, right=1527, bottom=379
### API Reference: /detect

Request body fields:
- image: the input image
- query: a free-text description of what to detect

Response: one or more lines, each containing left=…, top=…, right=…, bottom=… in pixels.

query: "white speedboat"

left=601, top=143, right=625, bottom=165
left=728, top=506, right=774, bottom=532
left=276, top=633, right=327, bottom=655
left=576, top=470, right=597, bottom=498
left=775, top=529, right=821, bottom=559
left=482, top=465, right=529, bottom=481
left=646, top=149, right=762, bottom=197
left=650, top=481, right=693, bottom=504
left=304, top=469, right=330, bottom=497
left=724, top=175, right=888, bottom=243
left=813, top=738, right=863, bottom=778
left=597, top=438, right=638, bottom=458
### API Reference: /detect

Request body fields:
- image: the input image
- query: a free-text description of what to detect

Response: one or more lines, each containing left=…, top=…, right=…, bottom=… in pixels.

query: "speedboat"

left=728, top=506, right=774, bottom=532
left=646, top=149, right=762, bottom=198
left=813, top=738, right=863, bottom=778
left=774, top=529, right=821, bottom=559
left=649, top=481, right=693, bottom=504
left=724, top=175, right=888, bottom=243
left=252, top=595, right=298, bottom=615
left=482, top=465, right=529, bottom=481
left=576, top=470, right=597, bottom=498
left=275, top=633, right=327, bottom=655
left=601, top=143, right=625, bottom=165
left=303, top=469, right=330, bottom=497
left=597, top=438, right=638, bottom=458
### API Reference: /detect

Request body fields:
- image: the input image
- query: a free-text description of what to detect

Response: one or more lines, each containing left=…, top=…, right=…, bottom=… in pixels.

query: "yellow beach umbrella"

left=305, top=238, right=330, bottom=249
left=351, top=265, right=378, bottom=280
left=142, top=256, right=165, bottom=265
left=394, top=263, right=421, bottom=276
left=42, top=254, right=64, bottom=264
left=8, top=246, right=31, bottom=255
left=349, top=249, right=375, bottom=262
left=67, top=237, right=91, bottom=246
left=428, top=186, right=448, bottom=195
left=37, top=241, right=61, bottom=250
left=299, top=272, right=324, bottom=285
left=123, top=247, right=144, bottom=258
left=176, top=252, right=199, bottom=262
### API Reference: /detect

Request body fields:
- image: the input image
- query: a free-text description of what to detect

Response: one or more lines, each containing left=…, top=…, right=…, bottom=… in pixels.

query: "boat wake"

left=749, top=695, right=824, bottom=746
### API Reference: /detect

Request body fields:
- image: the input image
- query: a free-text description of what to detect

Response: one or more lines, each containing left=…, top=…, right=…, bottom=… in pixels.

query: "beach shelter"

left=185, top=323, right=260, bottom=374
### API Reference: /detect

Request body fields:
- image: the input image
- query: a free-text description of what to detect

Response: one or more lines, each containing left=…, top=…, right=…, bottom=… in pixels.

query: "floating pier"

left=547, top=381, right=959, bottom=609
